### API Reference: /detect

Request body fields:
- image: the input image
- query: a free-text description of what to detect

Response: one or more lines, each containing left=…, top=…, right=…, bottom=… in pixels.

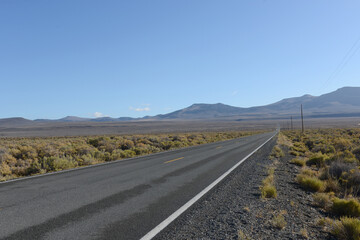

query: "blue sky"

left=1, top=0, right=360, bottom=119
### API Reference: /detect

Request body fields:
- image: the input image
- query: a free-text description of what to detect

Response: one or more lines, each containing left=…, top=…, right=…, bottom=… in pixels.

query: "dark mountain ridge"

left=0, top=117, right=34, bottom=127
left=1, top=87, right=359, bottom=127
left=156, top=103, right=245, bottom=119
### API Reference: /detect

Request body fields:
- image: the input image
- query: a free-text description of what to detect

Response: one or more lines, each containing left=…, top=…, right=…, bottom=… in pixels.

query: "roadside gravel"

left=156, top=137, right=334, bottom=239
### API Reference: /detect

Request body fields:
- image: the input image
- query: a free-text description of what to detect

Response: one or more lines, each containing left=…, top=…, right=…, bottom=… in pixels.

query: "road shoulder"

left=155, top=136, right=333, bottom=239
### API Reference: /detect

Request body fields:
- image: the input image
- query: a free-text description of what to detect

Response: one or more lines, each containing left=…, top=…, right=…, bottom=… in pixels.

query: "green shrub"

left=120, top=150, right=136, bottom=158
left=294, top=142, right=307, bottom=149
left=331, top=198, right=360, bottom=217
left=331, top=217, right=360, bottom=240
left=300, top=167, right=318, bottom=177
left=289, top=150, right=300, bottom=156
left=340, top=150, right=358, bottom=163
left=0, top=162, right=12, bottom=176
left=53, top=156, right=77, bottom=171
left=81, top=154, right=97, bottom=165
left=312, top=144, right=336, bottom=154
left=333, top=138, right=351, bottom=152
left=306, top=152, right=329, bottom=167
left=290, top=158, right=306, bottom=167
left=297, top=174, right=325, bottom=192
left=290, top=143, right=307, bottom=155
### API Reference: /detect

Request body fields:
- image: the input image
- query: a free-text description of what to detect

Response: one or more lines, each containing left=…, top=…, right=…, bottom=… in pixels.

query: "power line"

left=322, top=35, right=360, bottom=89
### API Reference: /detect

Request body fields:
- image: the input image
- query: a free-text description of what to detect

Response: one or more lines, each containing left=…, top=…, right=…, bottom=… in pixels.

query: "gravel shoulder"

left=156, top=136, right=334, bottom=239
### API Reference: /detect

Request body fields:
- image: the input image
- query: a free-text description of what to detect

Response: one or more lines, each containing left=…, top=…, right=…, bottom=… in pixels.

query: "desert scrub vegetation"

left=296, top=167, right=325, bottom=192
left=260, top=167, right=277, bottom=198
left=260, top=141, right=284, bottom=198
left=283, top=128, right=360, bottom=239
left=332, top=217, right=360, bottom=240
left=0, top=131, right=262, bottom=181
left=271, top=210, right=287, bottom=230
left=270, top=145, right=284, bottom=159
left=237, top=229, right=252, bottom=240
left=290, top=157, right=306, bottom=167
left=331, top=198, right=360, bottom=218
left=313, top=192, right=333, bottom=210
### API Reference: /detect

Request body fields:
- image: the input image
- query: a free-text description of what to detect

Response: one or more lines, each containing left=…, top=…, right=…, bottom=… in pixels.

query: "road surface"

left=0, top=131, right=276, bottom=240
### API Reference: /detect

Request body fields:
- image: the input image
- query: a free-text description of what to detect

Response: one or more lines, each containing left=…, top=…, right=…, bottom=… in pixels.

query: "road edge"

left=140, top=130, right=278, bottom=240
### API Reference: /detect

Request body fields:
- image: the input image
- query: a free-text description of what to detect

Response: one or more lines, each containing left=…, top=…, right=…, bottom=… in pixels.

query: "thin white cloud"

left=129, top=107, right=151, bottom=112
left=93, top=112, right=107, bottom=118
left=232, top=90, right=239, bottom=96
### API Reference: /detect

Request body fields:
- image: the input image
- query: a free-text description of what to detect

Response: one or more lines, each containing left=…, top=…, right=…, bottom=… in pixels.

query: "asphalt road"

left=0, top=131, right=275, bottom=240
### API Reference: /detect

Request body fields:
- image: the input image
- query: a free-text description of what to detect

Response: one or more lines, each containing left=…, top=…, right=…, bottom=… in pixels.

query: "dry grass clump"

left=317, top=217, right=334, bottom=228
left=277, top=133, right=293, bottom=147
left=297, top=174, right=325, bottom=192
left=237, top=229, right=252, bottom=240
left=291, top=157, right=306, bottom=167
left=271, top=210, right=287, bottom=230
left=299, top=228, right=309, bottom=239
left=331, top=217, right=360, bottom=240
left=324, top=178, right=341, bottom=193
left=300, top=167, right=318, bottom=177
left=261, top=184, right=277, bottom=199
left=331, top=198, right=360, bottom=218
left=296, top=167, right=325, bottom=192
left=260, top=167, right=277, bottom=198
left=270, top=146, right=284, bottom=159
left=313, top=193, right=333, bottom=210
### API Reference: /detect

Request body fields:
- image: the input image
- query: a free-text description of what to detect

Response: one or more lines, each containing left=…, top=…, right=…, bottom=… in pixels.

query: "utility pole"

left=291, top=116, right=293, bottom=130
left=301, top=104, right=304, bottom=133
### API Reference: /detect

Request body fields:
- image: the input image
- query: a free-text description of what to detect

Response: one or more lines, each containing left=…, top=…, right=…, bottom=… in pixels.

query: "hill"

left=155, top=103, right=244, bottom=119
left=1, top=87, right=360, bottom=126
left=0, top=117, right=35, bottom=127
left=155, top=87, right=360, bottom=120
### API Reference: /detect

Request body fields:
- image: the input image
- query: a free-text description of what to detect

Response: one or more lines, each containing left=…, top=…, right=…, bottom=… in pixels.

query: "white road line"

left=140, top=130, right=278, bottom=240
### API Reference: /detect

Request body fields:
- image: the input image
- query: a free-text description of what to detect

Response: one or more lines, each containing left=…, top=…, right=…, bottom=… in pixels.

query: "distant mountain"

left=155, top=103, right=244, bottom=119
left=0, top=117, right=35, bottom=127
left=91, top=117, right=136, bottom=122
left=34, top=116, right=91, bottom=122
left=155, top=87, right=360, bottom=120
left=249, top=87, right=360, bottom=117
left=1, top=87, right=360, bottom=126
left=59, top=116, right=91, bottom=122
left=117, top=117, right=136, bottom=121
